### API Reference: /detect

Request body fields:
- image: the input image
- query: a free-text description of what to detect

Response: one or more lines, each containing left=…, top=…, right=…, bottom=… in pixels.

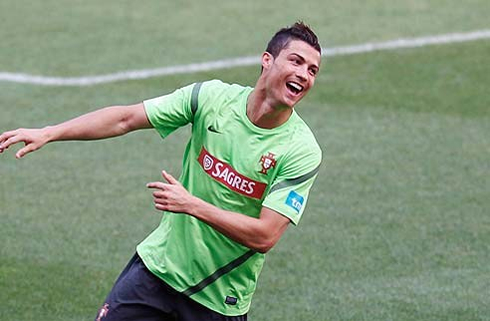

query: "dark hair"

left=266, top=21, right=321, bottom=58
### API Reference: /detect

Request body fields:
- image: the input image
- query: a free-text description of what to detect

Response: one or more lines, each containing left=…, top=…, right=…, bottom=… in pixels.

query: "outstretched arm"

left=147, top=171, right=291, bottom=253
left=0, top=103, right=151, bottom=158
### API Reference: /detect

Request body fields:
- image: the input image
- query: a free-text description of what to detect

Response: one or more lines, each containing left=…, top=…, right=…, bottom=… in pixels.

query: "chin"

left=285, top=96, right=303, bottom=108
left=277, top=100, right=295, bottom=109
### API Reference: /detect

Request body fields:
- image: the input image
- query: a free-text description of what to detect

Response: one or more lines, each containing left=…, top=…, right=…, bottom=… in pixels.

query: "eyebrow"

left=289, top=53, right=320, bottom=71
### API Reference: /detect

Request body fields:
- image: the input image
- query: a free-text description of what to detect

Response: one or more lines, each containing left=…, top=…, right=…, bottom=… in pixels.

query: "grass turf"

left=1, top=2, right=490, bottom=320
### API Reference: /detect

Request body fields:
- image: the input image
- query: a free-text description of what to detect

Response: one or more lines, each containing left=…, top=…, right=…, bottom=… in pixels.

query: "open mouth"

left=286, top=81, right=304, bottom=95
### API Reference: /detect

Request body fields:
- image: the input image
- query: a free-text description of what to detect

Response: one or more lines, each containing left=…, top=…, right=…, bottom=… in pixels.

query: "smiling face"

left=261, top=39, right=321, bottom=108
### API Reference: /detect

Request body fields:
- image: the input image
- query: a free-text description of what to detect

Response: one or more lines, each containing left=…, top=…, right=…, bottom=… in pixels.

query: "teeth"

left=287, top=82, right=303, bottom=91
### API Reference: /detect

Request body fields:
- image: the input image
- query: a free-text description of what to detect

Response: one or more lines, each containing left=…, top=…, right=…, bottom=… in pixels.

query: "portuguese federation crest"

left=259, top=152, right=277, bottom=175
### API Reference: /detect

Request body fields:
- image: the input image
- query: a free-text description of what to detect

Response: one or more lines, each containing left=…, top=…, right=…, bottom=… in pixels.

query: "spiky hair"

left=265, top=21, right=321, bottom=58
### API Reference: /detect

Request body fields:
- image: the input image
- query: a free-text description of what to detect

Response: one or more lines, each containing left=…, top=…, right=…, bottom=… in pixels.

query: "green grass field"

left=1, top=1, right=490, bottom=320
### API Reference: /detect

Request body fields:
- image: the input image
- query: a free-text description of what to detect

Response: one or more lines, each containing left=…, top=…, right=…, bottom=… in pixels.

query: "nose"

left=295, top=65, right=308, bottom=82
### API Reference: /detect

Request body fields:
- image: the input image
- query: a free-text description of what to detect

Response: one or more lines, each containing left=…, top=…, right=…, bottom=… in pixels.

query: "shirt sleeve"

left=262, top=149, right=321, bottom=226
left=143, top=83, right=196, bottom=139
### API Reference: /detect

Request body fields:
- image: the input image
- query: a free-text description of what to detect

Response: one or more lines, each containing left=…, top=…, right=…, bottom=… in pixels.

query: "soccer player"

left=0, top=21, right=322, bottom=321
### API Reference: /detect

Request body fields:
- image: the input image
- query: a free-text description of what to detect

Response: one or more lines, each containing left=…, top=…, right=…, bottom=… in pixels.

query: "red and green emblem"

left=259, top=152, right=277, bottom=174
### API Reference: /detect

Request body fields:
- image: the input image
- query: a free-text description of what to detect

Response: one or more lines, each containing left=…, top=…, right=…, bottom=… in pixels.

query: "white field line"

left=1, top=29, right=490, bottom=86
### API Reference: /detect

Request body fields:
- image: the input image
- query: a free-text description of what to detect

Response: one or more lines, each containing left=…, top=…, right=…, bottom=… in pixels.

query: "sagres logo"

left=259, top=152, right=277, bottom=175
left=203, top=154, right=214, bottom=171
left=198, top=147, right=267, bottom=199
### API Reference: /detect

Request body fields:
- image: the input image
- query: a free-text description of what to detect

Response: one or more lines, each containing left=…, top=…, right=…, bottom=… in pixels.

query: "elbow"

left=117, top=111, right=133, bottom=135
left=251, top=238, right=276, bottom=254
left=247, top=224, right=287, bottom=253
left=112, top=104, right=146, bottom=135
left=255, top=245, right=272, bottom=254
left=117, top=119, right=131, bottom=135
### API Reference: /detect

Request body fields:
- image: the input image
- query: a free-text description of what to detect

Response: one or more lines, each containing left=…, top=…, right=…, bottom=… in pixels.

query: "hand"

left=147, top=170, right=196, bottom=213
left=0, top=128, right=49, bottom=158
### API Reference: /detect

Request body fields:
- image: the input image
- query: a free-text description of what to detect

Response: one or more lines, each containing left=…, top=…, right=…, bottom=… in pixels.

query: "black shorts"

left=95, top=253, right=247, bottom=321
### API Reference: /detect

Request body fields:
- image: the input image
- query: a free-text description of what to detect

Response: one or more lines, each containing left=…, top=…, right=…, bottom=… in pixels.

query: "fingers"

left=0, top=129, right=15, bottom=144
left=0, top=129, right=40, bottom=158
left=148, top=184, right=170, bottom=211
left=147, top=171, right=180, bottom=189
left=152, top=193, right=167, bottom=204
left=15, top=145, right=35, bottom=159
left=0, top=130, right=20, bottom=153
left=147, top=170, right=184, bottom=213
left=146, top=181, right=168, bottom=190
left=151, top=189, right=165, bottom=198
left=151, top=192, right=168, bottom=211
left=154, top=203, right=167, bottom=211
left=162, top=170, right=180, bottom=185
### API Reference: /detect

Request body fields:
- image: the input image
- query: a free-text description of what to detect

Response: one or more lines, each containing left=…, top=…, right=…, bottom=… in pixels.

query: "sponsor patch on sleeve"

left=285, top=190, right=304, bottom=213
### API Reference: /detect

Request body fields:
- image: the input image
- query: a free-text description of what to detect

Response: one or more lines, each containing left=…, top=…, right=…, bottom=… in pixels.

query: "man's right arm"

left=0, top=103, right=151, bottom=158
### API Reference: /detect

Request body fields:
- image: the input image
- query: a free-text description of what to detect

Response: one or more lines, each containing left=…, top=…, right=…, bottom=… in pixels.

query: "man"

left=0, top=22, right=322, bottom=320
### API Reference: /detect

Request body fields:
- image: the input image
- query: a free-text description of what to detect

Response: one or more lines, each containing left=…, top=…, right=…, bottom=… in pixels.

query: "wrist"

left=188, top=196, right=216, bottom=221
left=187, top=195, right=202, bottom=217
left=41, top=125, right=56, bottom=143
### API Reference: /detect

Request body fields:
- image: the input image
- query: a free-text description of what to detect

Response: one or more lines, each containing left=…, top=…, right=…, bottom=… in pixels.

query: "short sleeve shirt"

left=137, top=80, right=321, bottom=316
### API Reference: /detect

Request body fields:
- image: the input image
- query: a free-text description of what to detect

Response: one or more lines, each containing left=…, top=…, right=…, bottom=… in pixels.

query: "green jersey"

left=137, top=80, right=321, bottom=316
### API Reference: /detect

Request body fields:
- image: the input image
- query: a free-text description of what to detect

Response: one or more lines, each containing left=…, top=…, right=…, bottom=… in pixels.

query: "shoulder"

left=193, top=80, right=252, bottom=116
left=200, top=79, right=247, bottom=90
left=289, top=113, right=322, bottom=157
left=198, top=80, right=251, bottom=101
left=279, top=113, right=322, bottom=176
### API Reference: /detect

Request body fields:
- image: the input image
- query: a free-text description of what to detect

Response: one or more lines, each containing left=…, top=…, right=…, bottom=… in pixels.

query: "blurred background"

left=1, top=1, right=489, bottom=320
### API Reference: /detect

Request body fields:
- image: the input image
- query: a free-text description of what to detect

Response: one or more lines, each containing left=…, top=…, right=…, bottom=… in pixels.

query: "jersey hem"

left=136, top=249, right=251, bottom=316
left=262, top=204, right=299, bottom=225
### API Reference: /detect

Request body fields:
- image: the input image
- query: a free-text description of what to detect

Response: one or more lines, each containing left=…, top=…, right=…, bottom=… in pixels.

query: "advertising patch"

left=198, top=147, right=267, bottom=199
left=285, top=190, right=304, bottom=213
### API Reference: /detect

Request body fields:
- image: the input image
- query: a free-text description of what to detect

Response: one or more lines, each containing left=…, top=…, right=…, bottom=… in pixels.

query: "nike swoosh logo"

left=207, top=125, right=221, bottom=134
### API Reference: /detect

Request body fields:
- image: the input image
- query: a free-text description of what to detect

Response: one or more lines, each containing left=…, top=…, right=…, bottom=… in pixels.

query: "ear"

left=261, top=52, right=274, bottom=70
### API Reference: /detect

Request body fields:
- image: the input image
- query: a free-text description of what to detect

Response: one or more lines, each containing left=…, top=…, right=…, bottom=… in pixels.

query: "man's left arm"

left=147, top=171, right=290, bottom=254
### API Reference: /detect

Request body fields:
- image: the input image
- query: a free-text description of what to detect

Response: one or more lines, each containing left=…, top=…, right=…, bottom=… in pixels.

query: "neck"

left=247, top=85, right=293, bottom=130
